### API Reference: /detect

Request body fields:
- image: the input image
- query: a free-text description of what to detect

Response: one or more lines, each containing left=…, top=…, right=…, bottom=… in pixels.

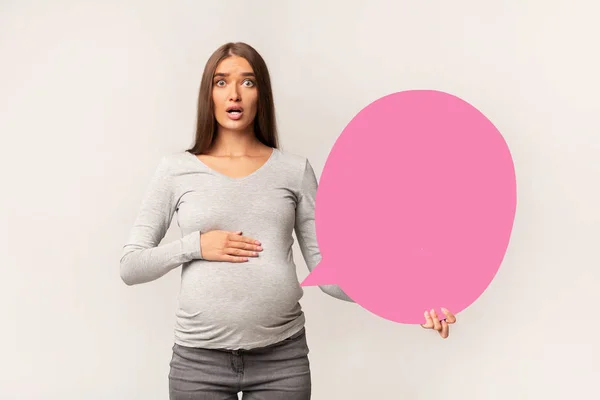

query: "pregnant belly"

left=177, top=258, right=303, bottom=327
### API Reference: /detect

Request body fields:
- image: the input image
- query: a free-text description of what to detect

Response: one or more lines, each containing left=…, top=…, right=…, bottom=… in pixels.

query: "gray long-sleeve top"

left=120, top=148, right=353, bottom=350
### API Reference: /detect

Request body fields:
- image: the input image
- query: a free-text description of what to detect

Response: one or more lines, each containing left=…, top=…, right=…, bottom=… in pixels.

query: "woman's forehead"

left=215, top=56, right=254, bottom=74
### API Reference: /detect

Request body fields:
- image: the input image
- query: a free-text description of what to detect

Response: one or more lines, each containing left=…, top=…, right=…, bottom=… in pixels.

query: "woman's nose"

left=228, top=86, right=240, bottom=101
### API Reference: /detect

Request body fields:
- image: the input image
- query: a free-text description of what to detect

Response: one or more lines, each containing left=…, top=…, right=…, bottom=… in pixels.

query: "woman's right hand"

left=199, top=230, right=262, bottom=262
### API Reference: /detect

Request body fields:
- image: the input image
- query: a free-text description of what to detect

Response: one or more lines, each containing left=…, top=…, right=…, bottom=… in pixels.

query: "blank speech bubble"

left=300, top=90, right=517, bottom=324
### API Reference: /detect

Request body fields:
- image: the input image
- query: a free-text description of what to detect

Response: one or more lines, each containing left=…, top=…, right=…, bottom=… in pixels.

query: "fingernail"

left=255, top=241, right=261, bottom=245
left=257, top=246, right=263, bottom=251
left=441, top=307, right=448, bottom=313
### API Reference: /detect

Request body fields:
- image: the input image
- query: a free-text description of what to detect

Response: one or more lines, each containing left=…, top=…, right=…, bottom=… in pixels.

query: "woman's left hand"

left=420, top=308, right=457, bottom=339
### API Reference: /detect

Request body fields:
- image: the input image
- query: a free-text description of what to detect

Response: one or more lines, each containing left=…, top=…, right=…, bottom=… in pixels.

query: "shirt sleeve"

left=294, top=158, right=354, bottom=302
left=120, top=156, right=203, bottom=285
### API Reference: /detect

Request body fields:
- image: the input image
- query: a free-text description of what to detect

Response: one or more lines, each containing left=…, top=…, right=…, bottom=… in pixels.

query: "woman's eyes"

left=215, top=79, right=255, bottom=87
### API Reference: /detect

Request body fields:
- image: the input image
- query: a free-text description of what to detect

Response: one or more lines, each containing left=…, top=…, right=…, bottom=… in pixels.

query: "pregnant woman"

left=120, top=42, right=457, bottom=400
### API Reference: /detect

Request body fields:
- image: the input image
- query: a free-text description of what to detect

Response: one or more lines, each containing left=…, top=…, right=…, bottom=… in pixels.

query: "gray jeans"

left=168, top=327, right=311, bottom=399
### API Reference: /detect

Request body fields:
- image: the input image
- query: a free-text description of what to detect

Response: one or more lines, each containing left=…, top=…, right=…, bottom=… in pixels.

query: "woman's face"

left=212, top=56, right=258, bottom=133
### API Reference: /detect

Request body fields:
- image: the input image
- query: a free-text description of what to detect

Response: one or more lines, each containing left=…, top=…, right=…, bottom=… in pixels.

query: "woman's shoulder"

left=273, top=147, right=311, bottom=171
left=150, top=150, right=202, bottom=176
left=159, top=150, right=198, bottom=168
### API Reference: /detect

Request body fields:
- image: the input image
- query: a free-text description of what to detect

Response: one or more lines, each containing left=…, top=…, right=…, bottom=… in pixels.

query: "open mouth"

left=225, top=105, right=244, bottom=121
left=226, top=106, right=243, bottom=115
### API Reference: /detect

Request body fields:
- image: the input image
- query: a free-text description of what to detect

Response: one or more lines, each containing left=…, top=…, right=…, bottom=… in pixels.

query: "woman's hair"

left=186, top=42, right=279, bottom=155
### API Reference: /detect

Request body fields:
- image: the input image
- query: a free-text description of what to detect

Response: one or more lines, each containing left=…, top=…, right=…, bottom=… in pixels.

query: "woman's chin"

left=218, top=119, right=252, bottom=133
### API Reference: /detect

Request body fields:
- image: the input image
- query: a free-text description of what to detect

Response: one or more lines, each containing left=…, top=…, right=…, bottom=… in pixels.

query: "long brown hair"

left=186, top=42, right=279, bottom=155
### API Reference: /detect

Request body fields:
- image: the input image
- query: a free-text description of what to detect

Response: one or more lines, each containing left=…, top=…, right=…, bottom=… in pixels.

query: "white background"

left=1, top=0, right=599, bottom=398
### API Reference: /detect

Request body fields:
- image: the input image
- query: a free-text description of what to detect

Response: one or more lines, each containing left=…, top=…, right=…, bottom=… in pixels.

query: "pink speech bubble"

left=300, top=90, right=517, bottom=324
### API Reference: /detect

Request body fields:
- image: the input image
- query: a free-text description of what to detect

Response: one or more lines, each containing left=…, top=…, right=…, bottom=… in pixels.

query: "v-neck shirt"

left=120, top=147, right=352, bottom=350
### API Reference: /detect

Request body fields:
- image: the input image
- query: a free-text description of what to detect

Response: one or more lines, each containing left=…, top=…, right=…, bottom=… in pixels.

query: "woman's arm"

left=120, top=156, right=202, bottom=285
left=294, top=158, right=354, bottom=302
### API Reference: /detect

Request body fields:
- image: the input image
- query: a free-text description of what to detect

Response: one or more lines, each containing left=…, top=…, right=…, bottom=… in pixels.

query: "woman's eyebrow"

left=214, top=72, right=256, bottom=77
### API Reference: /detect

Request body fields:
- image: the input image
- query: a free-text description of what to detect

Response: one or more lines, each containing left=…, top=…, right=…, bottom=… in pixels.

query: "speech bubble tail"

left=300, top=262, right=338, bottom=287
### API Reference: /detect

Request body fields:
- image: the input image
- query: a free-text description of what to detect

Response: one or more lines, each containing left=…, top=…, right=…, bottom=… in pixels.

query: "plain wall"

left=1, top=0, right=599, bottom=398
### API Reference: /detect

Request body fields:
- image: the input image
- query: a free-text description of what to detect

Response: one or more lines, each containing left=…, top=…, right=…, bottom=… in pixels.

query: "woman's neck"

left=209, top=128, right=266, bottom=157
